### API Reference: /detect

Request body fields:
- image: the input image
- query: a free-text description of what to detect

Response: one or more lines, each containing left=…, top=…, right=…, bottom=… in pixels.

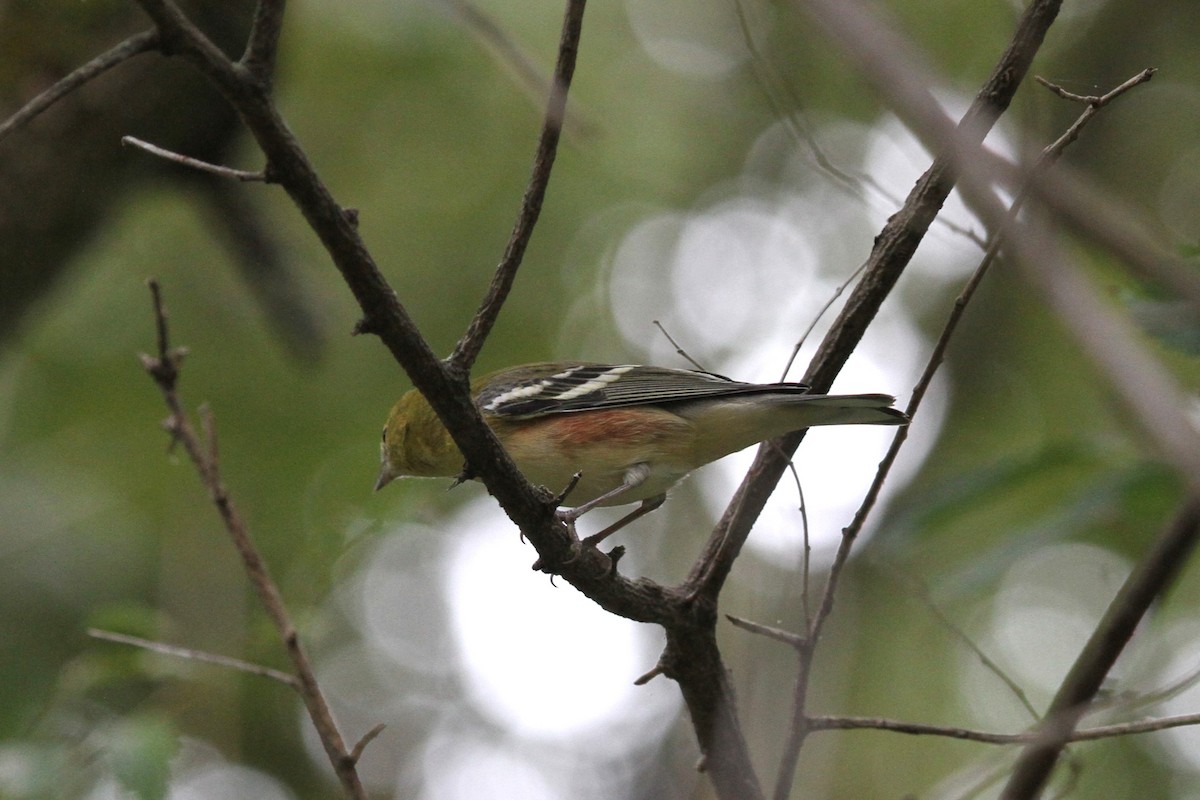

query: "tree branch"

left=77, top=4, right=1179, bottom=799
left=651, top=7, right=1065, bottom=798
left=241, top=0, right=287, bottom=86
left=810, top=711, right=1200, bottom=744
left=753, top=3, right=1200, bottom=797
left=449, top=0, right=585, bottom=371
left=0, top=29, right=159, bottom=144
left=87, top=627, right=301, bottom=688
left=683, top=0, right=1062, bottom=606
left=121, top=135, right=267, bottom=180
left=121, top=14, right=761, bottom=793
left=129, top=0, right=559, bottom=558
left=788, top=0, right=1200, bottom=482
left=999, top=494, right=1200, bottom=799
left=787, top=67, right=1155, bottom=783
left=139, top=280, right=369, bottom=800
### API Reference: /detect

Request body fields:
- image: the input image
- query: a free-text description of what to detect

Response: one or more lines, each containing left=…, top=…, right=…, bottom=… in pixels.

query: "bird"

left=375, top=362, right=908, bottom=544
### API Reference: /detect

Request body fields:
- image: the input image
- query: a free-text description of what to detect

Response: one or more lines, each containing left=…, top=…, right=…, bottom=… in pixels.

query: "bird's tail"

left=684, top=391, right=908, bottom=466
left=790, top=393, right=909, bottom=427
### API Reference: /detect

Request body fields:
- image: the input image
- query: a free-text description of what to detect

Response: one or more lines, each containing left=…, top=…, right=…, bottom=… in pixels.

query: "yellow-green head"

left=375, top=389, right=462, bottom=490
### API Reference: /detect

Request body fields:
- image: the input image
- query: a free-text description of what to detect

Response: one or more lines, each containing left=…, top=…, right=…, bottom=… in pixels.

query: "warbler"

left=376, top=362, right=907, bottom=542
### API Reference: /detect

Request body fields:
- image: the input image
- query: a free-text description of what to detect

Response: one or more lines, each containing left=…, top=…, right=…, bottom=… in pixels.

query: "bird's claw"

left=554, top=507, right=580, bottom=536
left=449, top=462, right=476, bottom=491
left=532, top=536, right=623, bottom=579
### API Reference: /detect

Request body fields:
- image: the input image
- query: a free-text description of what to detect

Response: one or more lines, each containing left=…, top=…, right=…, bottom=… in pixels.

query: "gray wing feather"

left=480, top=363, right=813, bottom=418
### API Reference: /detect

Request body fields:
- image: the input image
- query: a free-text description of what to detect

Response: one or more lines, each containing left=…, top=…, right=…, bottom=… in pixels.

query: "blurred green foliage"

left=2, top=1, right=1199, bottom=798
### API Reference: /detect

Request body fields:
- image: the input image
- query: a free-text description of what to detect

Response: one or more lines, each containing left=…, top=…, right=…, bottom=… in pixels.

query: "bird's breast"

left=498, top=407, right=695, bottom=507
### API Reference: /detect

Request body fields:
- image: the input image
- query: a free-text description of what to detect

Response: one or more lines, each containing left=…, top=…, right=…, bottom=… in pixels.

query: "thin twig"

left=1000, top=495, right=1200, bottom=799
left=756, top=3, right=1068, bottom=797
left=1034, top=69, right=1156, bottom=153
left=122, top=135, right=268, bottom=181
left=726, top=615, right=805, bottom=650
left=813, top=63, right=1154, bottom=672
left=904, top=576, right=1039, bottom=720
left=809, top=711, right=1200, bottom=744
left=1034, top=70, right=1156, bottom=106
left=0, top=30, right=159, bottom=144
left=634, top=664, right=665, bottom=686
left=779, top=261, right=866, bottom=382
left=732, top=0, right=989, bottom=252
left=87, top=628, right=300, bottom=688
left=773, top=60, right=1163, bottom=800
left=784, top=1, right=1199, bottom=790
left=349, top=723, right=387, bottom=764
left=785, top=463, right=813, bottom=625
left=449, top=0, right=587, bottom=371
left=652, top=320, right=706, bottom=371
left=241, top=0, right=288, bottom=86
left=731, top=0, right=862, bottom=198
left=442, top=0, right=598, bottom=140
left=139, top=280, right=369, bottom=800
left=1106, top=659, right=1200, bottom=718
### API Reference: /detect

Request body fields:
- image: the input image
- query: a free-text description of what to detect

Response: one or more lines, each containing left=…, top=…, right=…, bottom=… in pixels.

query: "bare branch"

left=442, top=0, right=598, bottom=140
left=686, top=0, right=1062, bottom=611
left=132, top=0, right=574, bottom=590
left=449, top=0, right=586, bottom=370
left=0, top=30, right=158, bottom=145
left=810, top=711, right=1200, bottom=744
left=904, top=576, right=1039, bottom=721
left=726, top=615, right=805, bottom=650
left=122, top=135, right=268, bottom=181
left=1035, top=69, right=1156, bottom=105
left=790, top=0, right=1200, bottom=480
left=756, top=3, right=1069, bottom=797
left=807, top=63, right=1154, bottom=708
left=87, top=628, right=300, bottom=688
left=1000, top=494, right=1200, bottom=799
left=349, top=723, right=387, bottom=765
left=1034, top=68, right=1156, bottom=157
left=242, top=0, right=288, bottom=85
left=652, top=320, right=707, bottom=371
left=771, top=5, right=1200, bottom=797
left=770, top=5, right=1194, bottom=787
left=139, top=280, right=370, bottom=800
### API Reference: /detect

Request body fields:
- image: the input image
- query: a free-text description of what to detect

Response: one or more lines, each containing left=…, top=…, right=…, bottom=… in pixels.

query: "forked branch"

left=139, top=280, right=372, bottom=800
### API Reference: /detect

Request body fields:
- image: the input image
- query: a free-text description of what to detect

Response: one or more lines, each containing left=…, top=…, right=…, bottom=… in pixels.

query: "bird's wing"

left=478, top=362, right=811, bottom=418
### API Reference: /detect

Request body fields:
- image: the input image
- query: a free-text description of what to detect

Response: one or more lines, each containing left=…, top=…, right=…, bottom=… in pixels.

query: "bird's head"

left=375, top=389, right=460, bottom=490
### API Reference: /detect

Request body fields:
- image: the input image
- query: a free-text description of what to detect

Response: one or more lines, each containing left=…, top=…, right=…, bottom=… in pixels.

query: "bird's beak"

left=374, top=461, right=398, bottom=492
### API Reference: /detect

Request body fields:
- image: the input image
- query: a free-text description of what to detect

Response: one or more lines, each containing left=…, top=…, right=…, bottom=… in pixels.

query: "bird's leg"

left=539, top=465, right=661, bottom=575
left=581, top=494, right=666, bottom=547
left=554, top=464, right=665, bottom=549
left=556, top=463, right=651, bottom=525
